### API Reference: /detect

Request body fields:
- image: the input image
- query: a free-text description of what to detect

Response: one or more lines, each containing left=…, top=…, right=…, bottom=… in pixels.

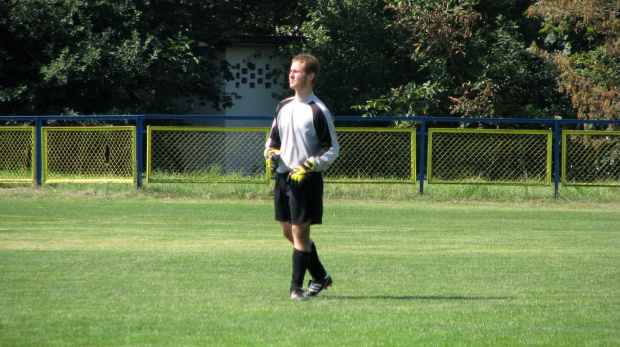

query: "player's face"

left=289, top=61, right=313, bottom=91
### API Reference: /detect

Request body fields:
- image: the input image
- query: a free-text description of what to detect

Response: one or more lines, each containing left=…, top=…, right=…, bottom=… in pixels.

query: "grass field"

left=0, top=184, right=619, bottom=346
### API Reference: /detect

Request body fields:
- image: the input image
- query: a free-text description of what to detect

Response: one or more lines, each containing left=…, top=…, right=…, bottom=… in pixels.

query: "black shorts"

left=274, top=172, right=324, bottom=225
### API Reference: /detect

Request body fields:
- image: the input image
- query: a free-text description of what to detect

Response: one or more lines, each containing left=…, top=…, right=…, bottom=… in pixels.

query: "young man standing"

left=265, top=54, right=340, bottom=301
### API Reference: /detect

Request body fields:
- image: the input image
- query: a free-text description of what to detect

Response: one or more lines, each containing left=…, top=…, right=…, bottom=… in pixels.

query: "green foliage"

left=283, top=0, right=417, bottom=115
left=528, top=0, right=620, bottom=121
left=0, top=0, right=237, bottom=115
left=469, top=13, right=575, bottom=119
left=227, top=1, right=307, bottom=36
left=1, top=0, right=613, bottom=121
left=354, top=81, right=446, bottom=119
left=354, top=0, right=575, bottom=121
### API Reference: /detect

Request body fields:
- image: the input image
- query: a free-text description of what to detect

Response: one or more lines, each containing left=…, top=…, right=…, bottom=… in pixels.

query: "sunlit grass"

left=0, top=192, right=618, bottom=346
left=2, top=182, right=620, bottom=203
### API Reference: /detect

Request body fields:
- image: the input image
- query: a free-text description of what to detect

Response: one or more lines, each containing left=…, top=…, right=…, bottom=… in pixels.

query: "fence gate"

left=0, top=127, right=35, bottom=182
left=562, top=130, right=620, bottom=187
left=146, top=126, right=270, bottom=183
left=325, top=128, right=416, bottom=183
left=427, top=129, right=552, bottom=185
left=42, top=127, right=136, bottom=183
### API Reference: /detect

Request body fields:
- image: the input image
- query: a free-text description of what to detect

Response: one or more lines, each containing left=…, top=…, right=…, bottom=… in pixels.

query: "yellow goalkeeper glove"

left=266, top=148, right=281, bottom=174
left=288, top=160, right=315, bottom=187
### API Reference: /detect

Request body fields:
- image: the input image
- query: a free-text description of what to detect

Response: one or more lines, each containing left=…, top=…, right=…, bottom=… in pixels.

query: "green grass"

left=148, top=167, right=267, bottom=183
left=3, top=181, right=620, bottom=202
left=0, top=185, right=619, bottom=346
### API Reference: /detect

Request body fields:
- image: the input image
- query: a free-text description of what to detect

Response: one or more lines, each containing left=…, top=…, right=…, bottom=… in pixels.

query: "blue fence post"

left=553, top=120, right=561, bottom=198
left=136, top=116, right=144, bottom=189
left=418, top=117, right=427, bottom=195
left=35, top=117, right=43, bottom=186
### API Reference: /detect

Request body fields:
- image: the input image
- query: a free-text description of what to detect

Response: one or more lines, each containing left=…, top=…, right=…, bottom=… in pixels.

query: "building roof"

left=233, top=35, right=305, bottom=46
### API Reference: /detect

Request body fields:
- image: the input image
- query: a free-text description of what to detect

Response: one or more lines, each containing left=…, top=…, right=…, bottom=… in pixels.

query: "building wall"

left=186, top=44, right=290, bottom=172
left=190, top=44, right=289, bottom=127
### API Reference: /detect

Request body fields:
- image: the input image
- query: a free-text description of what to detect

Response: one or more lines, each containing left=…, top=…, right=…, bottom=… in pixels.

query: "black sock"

left=308, top=242, right=327, bottom=281
left=291, top=249, right=311, bottom=291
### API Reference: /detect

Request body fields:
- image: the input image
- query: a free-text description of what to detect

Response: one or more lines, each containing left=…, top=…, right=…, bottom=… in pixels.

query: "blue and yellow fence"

left=1, top=115, right=619, bottom=196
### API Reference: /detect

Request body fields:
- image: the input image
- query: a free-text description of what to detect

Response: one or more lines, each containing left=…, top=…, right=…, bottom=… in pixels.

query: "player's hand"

left=266, top=148, right=281, bottom=174
left=288, top=160, right=315, bottom=187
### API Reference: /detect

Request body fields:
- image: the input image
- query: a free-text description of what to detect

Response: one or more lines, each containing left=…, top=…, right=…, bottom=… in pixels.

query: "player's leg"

left=306, top=234, right=332, bottom=298
left=289, top=220, right=311, bottom=300
left=284, top=172, right=332, bottom=299
left=282, top=221, right=328, bottom=298
left=280, top=222, right=294, bottom=244
left=274, top=175, right=307, bottom=300
left=283, top=221, right=325, bottom=280
left=308, top=241, right=327, bottom=281
left=303, top=173, right=332, bottom=297
left=292, top=220, right=312, bottom=251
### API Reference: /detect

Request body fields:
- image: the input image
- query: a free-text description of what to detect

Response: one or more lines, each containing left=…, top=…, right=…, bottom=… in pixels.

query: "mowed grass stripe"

left=0, top=197, right=618, bottom=346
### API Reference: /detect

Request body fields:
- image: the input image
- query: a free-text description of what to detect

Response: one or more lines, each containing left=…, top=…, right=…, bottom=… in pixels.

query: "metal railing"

left=1, top=115, right=619, bottom=196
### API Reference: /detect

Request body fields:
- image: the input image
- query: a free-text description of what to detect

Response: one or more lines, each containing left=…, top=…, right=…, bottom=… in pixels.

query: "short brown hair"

left=292, top=53, right=319, bottom=84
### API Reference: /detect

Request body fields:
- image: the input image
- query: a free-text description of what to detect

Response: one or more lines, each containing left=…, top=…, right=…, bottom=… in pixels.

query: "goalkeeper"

left=264, top=53, right=339, bottom=301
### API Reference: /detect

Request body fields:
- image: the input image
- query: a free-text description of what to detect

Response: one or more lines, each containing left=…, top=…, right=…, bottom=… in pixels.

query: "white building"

left=177, top=36, right=299, bottom=178
left=191, top=36, right=297, bottom=127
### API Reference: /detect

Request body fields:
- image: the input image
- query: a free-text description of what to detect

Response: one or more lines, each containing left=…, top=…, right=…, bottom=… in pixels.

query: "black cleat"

left=306, top=274, right=333, bottom=298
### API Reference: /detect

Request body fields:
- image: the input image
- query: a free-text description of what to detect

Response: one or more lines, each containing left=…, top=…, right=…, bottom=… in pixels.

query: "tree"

left=354, top=0, right=576, bottom=122
left=528, top=0, right=620, bottom=121
left=281, top=0, right=417, bottom=116
left=227, top=1, right=306, bottom=36
left=0, top=0, right=238, bottom=115
left=359, top=0, right=483, bottom=118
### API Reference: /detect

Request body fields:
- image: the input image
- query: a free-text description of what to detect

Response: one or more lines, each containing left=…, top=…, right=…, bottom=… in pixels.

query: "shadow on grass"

left=323, top=295, right=510, bottom=301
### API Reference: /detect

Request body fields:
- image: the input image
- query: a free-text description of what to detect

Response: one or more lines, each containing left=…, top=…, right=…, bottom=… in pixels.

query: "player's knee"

left=280, top=224, right=293, bottom=243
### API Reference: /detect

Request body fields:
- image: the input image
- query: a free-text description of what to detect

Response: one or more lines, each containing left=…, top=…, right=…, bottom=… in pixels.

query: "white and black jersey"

left=265, top=93, right=339, bottom=174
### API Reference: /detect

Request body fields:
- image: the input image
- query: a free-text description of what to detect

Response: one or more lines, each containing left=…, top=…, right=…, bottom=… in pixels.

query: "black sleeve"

left=311, top=104, right=334, bottom=156
left=268, top=103, right=284, bottom=149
